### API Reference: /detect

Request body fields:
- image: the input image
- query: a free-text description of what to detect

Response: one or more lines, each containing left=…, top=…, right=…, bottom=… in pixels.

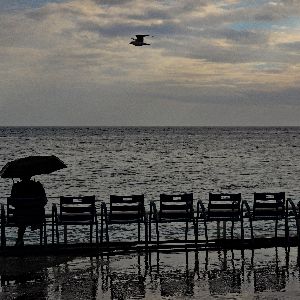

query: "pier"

left=1, top=192, right=300, bottom=256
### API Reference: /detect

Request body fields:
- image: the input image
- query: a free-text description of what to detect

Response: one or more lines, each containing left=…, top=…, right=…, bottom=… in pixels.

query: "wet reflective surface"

left=1, top=247, right=300, bottom=299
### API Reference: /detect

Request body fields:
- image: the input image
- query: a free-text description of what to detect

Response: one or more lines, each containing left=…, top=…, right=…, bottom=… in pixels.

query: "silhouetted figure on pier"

left=10, top=176, right=47, bottom=246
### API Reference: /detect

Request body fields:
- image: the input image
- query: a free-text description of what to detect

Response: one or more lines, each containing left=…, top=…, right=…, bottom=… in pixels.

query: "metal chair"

left=242, top=192, right=286, bottom=240
left=1, top=197, right=47, bottom=247
left=101, top=195, right=147, bottom=244
left=197, top=193, right=242, bottom=244
left=52, top=196, right=99, bottom=244
left=149, top=193, right=195, bottom=244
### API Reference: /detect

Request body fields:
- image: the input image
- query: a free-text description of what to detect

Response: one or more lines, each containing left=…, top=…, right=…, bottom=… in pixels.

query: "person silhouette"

left=10, top=176, right=47, bottom=246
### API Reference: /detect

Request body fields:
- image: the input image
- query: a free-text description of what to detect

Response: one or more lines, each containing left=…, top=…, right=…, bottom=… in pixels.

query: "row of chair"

left=1, top=192, right=299, bottom=247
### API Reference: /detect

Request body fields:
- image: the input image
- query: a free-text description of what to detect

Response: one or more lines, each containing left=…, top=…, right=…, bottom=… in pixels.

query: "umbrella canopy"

left=0, top=155, right=67, bottom=178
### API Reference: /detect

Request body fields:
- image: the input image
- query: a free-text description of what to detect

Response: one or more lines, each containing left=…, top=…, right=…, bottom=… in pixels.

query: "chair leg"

left=1, top=206, right=6, bottom=248
left=96, top=222, right=99, bottom=244
left=250, top=219, right=254, bottom=241
left=275, top=219, right=278, bottom=239
left=90, top=224, right=93, bottom=244
left=156, top=221, right=159, bottom=247
left=145, top=221, right=148, bottom=249
left=149, top=219, right=152, bottom=242
left=44, top=221, right=47, bottom=245
left=204, top=220, right=208, bottom=245
left=52, top=214, right=54, bottom=245
left=101, top=214, right=104, bottom=244
left=64, top=225, right=67, bottom=244
left=241, top=217, right=244, bottom=241
left=285, top=215, right=289, bottom=242
left=106, top=223, right=109, bottom=244
left=185, top=221, right=188, bottom=242
left=138, top=221, right=141, bottom=242
left=56, top=222, right=59, bottom=244
left=40, top=227, right=43, bottom=245
left=194, top=219, right=198, bottom=249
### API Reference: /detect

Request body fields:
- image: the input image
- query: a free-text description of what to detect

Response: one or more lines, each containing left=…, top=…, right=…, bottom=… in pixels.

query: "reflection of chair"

left=103, top=255, right=147, bottom=299
left=52, top=196, right=99, bottom=244
left=197, top=193, right=242, bottom=243
left=206, top=249, right=242, bottom=295
left=1, top=197, right=47, bottom=247
left=242, top=192, right=286, bottom=240
left=160, top=270, right=194, bottom=297
left=149, top=193, right=195, bottom=244
left=110, top=270, right=146, bottom=299
left=208, top=269, right=241, bottom=295
left=101, top=195, right=147, bottom=243
left=252, top=247, right=288, bottom=292
left=149, top=251, right=195, bottom=297
left=254, top=266, right=286, bottom=292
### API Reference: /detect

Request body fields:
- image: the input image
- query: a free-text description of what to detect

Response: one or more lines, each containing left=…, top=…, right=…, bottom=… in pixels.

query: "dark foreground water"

left=1, top=248, right=300, bottom=299
left=0, top=127, right=299, bottom=243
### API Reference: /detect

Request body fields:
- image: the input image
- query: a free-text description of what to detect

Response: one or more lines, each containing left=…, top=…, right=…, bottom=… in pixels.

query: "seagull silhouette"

left=130, top=35, right=152, bottom=46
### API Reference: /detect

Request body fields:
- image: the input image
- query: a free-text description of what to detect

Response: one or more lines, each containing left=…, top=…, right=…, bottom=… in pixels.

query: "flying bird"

left=130, top=35, right=152, bottom=46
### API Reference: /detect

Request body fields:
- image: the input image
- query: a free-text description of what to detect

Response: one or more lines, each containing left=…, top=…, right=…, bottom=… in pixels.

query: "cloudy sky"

left=1, top=0, right=300, bottom=126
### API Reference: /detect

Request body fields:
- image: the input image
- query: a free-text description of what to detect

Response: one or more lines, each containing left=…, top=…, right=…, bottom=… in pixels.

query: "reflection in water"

left=149, top=251, right=195, bottom=298
left=1, top=247, right=300, bottom=299
left=253, top=248, right=287, bottom=293
left=109, top=255, right=146, bottom=299
left=1, top=269, right=48, bottom=299
left=207, top=250, right=242, bottom=295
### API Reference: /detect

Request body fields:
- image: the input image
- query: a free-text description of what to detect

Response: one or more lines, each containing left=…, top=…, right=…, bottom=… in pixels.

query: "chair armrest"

left=150, top=201, right=158, bottom=221
left=286, top=198, right=298, bottom=217
left=52, top=203, right=58, bottom=221
left=242, top=200, right=252, bottom=218
left=197, top=199, right=206, bottom=219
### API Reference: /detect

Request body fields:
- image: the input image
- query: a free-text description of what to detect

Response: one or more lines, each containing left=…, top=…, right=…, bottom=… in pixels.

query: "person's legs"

left=15, top=225, right=26, bottom=246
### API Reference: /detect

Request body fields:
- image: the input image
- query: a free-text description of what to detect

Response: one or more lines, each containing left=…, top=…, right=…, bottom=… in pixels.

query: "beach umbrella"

left=0, top=155, right=67, bottom=178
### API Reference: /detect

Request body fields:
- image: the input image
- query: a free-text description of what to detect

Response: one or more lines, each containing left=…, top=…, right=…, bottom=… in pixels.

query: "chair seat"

left=159, top=210, right=193, bottom=220
left=58, top=212, right=95, bottom=224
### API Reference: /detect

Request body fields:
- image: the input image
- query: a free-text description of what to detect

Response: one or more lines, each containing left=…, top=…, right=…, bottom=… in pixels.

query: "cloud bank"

left=0, top=0, right=300, bottom=125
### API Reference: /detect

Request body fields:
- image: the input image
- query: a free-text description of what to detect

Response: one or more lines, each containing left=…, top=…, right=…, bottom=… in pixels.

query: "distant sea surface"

left=0, top=127, right=299, bottom=243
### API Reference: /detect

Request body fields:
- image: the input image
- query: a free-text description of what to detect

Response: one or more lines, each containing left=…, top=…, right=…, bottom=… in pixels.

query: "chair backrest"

left=109, top=195, right=145, bottom=222
left=7, top=197, right=46, bottom=225
left=207, top=193, right=241, bottom=220
left=159, top=193, right=194, bottom=221
left=253, top=192, right=285, bottom=219
left=60, top=196, right=96, bottom=223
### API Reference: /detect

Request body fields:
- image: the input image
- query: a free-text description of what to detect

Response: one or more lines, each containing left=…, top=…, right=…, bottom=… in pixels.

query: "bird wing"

left=136, top=35, right=149, bottom=42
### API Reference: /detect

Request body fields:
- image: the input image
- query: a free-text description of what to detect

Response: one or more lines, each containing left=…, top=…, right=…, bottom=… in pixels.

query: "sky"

left=0, top=0, right=300, bottom=126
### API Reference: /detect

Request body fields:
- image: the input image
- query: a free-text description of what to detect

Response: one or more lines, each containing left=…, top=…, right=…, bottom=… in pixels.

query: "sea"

left=0, top=126, right=299, bottom=244
left=1, top=127, right=300, bottom=299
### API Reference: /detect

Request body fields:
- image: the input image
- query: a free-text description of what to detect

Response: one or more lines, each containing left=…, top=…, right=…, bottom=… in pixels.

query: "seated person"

left=10, top=176, right=47, bottom=246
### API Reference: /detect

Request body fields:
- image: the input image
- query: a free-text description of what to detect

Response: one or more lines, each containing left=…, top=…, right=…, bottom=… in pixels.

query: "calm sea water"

left=0, top=127, right=299, bottom=243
